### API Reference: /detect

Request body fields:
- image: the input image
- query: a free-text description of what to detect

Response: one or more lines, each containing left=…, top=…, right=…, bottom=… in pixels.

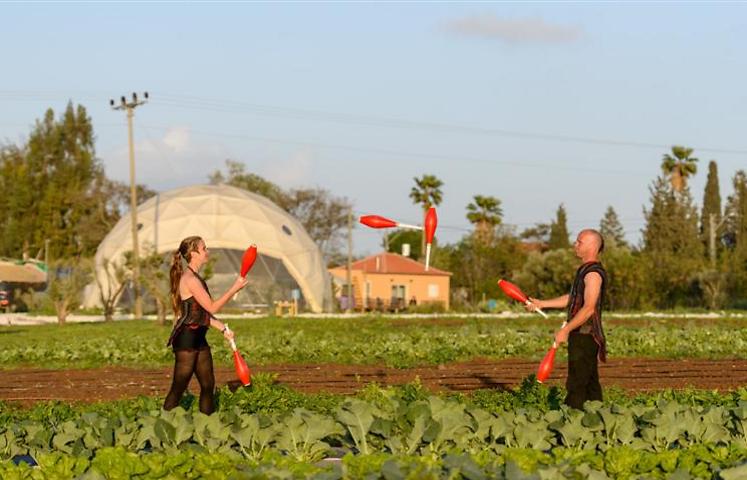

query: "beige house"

left=329, top=252, right=451, bottom=311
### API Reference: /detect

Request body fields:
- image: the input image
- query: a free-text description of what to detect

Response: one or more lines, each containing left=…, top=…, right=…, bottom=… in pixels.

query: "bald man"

left=526, top=229, right=608, bottom=409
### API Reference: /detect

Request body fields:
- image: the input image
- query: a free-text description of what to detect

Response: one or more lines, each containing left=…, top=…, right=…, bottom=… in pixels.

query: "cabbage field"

left=2, top=314, right=747, bottom=478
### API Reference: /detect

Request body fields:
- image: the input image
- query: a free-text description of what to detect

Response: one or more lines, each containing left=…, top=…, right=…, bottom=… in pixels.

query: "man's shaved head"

left=579, top=229, right=605, bottom=254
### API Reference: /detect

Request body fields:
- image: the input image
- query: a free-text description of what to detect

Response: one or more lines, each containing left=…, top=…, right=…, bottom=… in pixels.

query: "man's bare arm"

left=528, top=294, right=570, bottom=311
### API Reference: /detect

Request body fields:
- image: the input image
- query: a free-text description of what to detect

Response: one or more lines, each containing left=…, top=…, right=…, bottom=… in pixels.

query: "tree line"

left=1, top=104, right=745, bottom=319
left=396, top=147, right=747, bottom=310
left=0, top=104, right=350, bottom=322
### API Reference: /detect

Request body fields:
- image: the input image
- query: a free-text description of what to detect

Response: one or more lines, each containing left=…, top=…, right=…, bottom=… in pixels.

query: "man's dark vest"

left=567, top=261, right=607, bottom=362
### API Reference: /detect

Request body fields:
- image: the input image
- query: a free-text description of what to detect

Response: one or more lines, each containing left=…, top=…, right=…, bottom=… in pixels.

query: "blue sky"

left=1, top=3, right=746, bottom=255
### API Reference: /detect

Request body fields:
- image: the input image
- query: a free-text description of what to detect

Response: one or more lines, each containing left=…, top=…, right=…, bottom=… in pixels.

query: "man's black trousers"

left=565, top=332, right=603, bottom=409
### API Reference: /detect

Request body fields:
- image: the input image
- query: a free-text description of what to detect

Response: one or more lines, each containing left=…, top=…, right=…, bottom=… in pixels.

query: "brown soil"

left=3, top=358, right=747, bottom=405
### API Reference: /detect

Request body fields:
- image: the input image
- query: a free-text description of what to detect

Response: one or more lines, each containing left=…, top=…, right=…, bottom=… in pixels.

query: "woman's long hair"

left=169, top=236, right=203, bottom=321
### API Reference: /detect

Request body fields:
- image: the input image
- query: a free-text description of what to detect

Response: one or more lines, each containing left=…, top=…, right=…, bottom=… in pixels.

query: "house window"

left=428, top=284, right=439, bottom=298
left=391, top=285, right=406, bottom=299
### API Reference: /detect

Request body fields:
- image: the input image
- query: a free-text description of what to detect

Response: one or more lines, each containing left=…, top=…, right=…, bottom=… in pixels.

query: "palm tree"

left=409, top=174, right=444, bottom=211
left=409, top=174, right=444, bottom=259
left=466, top=195, right=503, bottom=243
left=661, top=146, right=698, bottom=192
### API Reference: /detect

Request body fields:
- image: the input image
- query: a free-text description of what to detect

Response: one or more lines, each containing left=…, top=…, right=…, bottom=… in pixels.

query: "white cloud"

left=104, top=130, right=316, bottom=193
left=102, top=125, right=229, bottom=190
left=261, top=149, right=314, bottom=189
left=444, top=14, right=582, bottom=45
left=161, top=126, right=190, bottom=152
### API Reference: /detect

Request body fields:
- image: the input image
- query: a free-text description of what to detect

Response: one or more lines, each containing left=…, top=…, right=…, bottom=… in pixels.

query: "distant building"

left=0, top=258, right=47, bottom=285
left=329, top=252, right=451, bottom=311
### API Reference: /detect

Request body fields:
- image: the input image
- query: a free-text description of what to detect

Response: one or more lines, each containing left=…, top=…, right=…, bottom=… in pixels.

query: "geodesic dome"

left=82, top=184, right=332, bottom=313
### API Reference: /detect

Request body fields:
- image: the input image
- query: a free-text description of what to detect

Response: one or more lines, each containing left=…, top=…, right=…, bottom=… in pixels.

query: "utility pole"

left=346, top=207, right=353, bottom=313
left=709, top=214, right=718, bottom=268
left=709, top=212, right=735, bottom=268
left=110, top=92, right=149, bottom=319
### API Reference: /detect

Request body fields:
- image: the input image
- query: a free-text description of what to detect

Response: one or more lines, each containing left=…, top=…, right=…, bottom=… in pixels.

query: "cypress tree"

left=701, top=160, right=722, bottom=257
left=642, top=177, right=704, bottom=307
left=599, top=206, right=627, bottom=249
left=724, top=171, right=747, bottom=298
left=548, top=204, right=571, bottom=250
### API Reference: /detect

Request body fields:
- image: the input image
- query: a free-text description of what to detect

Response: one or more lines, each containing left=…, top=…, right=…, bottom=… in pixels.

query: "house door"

left=391, top=284, right=405, bottom=309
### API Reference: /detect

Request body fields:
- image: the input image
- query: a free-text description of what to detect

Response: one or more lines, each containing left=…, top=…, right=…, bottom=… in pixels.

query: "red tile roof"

left=338, top=252, right=451, bottom=276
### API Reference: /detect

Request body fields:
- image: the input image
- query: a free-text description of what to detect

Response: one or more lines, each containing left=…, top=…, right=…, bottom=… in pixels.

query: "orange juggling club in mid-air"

left=536, top=342, right=557, bottom=383
left=224, top=324, right=251, bottom=387
left=497, top=279, right=548, bottom=319
left=359, top=209, right=439, bottom=270
left=359, top=215, right=422, bottom=231
left=424, top=207, right=437, bottom=271
left=240, top=244, right=258, bottom=278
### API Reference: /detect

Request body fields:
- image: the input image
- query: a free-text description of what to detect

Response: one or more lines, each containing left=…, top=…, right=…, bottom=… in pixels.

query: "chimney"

left=375, top=256, right=380, bottom=272
left=401, top=243, right=411, bottom=257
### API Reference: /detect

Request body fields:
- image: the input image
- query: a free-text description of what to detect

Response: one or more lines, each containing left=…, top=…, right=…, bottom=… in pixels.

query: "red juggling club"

left=497, top=279, right=548, bottom=319
left=536, top=342, right=557, bottom=383
left=424, top=207, right=437, bottom=271
left=240, top=244, right=258, bottom=278
left=359, top=215, right=422, bottom=231
left=225, top=324, right=251, bottom=387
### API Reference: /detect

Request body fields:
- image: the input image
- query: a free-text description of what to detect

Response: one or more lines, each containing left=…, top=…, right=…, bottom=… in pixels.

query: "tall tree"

left=693, top=167, right=728, bottom=311
left=599, top=206, right=627, bottom=249
left=0, top=146, right=34, bottom=257
left=31, top=104, right=100, bottom=258
left=466, top=195, right=503, bottom=243
left=697, top=165, right=732, bottom=309
left=661, top=145, right=698, bottom=192
left=701, top=160, right=722, bottom=261
left=724, top=171, right=747, bottom=250
left=724, top=170, right=747, bottom=300
left=409, top=174, right=444, bottom=259
left=0, top=103, right=135, bottom=260
left=641, top=176, right=703, bottom=307
left=548, top=204, right=571, bottom=250
left=409, top=174, right=444, bottom=211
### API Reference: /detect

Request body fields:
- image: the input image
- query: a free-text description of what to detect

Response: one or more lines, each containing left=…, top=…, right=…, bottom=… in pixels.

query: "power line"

left=2, top=90, right=747, bottom=156
left=148, top=93, right=747, bottom=156
left=136, top=122, right=653, bottom=176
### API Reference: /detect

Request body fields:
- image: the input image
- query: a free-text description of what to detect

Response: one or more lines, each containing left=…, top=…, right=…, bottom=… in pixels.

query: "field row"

left=5, top=382, right=747, bottom=479
left=3, top=446, right=747, bottom=479
left=3, top=317, right=747, bottom=369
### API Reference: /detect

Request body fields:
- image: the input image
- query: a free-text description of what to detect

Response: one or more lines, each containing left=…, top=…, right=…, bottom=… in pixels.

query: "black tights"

left=163, top=348, right=216, bottom=414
